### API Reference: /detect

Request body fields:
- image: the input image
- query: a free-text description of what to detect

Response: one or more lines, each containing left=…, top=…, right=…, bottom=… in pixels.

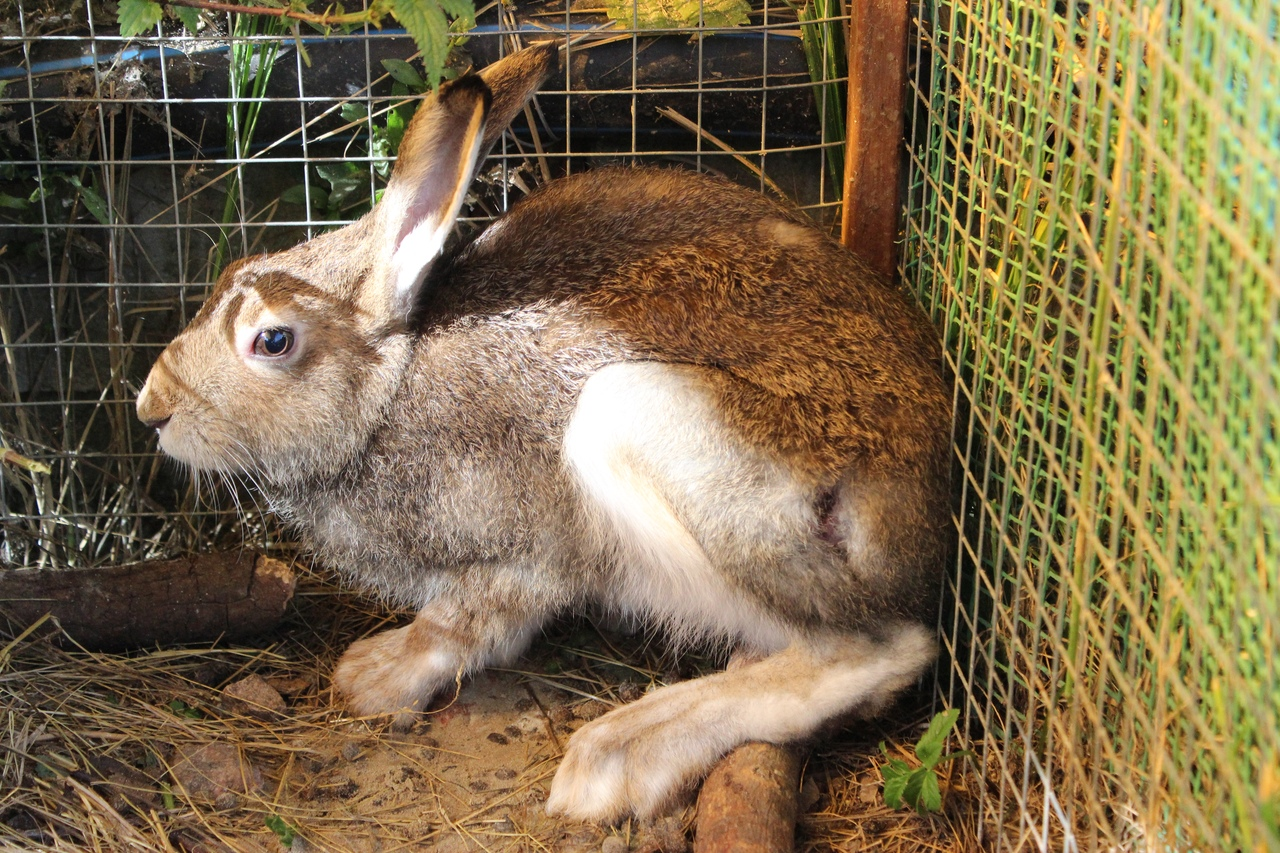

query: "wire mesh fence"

left=0, top=0, right=849, bottom=569
left=905, top=0, right=1279, bottom=850
left=3, top=0, right=1278, bottom=849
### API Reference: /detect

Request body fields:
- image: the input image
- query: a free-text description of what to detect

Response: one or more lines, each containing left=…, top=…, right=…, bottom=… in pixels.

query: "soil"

left=0, top=572, right=977, bottom=852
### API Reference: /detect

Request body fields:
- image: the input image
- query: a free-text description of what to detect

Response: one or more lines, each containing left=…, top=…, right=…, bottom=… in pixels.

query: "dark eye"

left=254, top=328, right=294, bottom=357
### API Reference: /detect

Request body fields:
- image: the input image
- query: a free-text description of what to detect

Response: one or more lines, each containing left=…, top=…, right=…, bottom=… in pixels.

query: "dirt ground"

left=0, top=570, right=980, bottom=852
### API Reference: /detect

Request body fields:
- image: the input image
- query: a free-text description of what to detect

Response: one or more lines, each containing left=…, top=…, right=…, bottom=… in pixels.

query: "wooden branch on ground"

left=695, top=741, right=803, bottom=853
left=0, top=550, right=296, bottom=652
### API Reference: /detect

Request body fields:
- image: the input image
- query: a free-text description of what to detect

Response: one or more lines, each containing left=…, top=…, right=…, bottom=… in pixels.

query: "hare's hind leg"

left=552, top=361, right=936, bottom=821
left=545, top=625, right=935, bottom=822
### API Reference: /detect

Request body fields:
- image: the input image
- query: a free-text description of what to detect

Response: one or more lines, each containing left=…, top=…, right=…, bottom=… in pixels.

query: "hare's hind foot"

left=545, top=622, right=935, bottom=822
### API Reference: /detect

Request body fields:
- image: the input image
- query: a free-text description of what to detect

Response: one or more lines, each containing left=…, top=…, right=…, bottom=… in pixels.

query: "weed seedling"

left=881, top=708, right=968, bottom=814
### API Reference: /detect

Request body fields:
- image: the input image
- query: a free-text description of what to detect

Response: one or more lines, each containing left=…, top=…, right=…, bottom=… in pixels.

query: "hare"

left=136, top=42, right=952, bottom=822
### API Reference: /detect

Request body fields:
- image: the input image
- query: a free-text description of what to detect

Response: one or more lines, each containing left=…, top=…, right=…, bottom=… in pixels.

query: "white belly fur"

left=563, top=361, right=815, bottom=652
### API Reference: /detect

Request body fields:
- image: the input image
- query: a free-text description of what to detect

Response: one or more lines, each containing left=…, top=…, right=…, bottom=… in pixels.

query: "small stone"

left=799, top=776, right=822, bottom=811
left=220, top=674, right=286, bottom=720
left=213, top=792, right=238, bottom=810
left=494, top=767, right=517, bottom=781
left=601, top=836, right=629, bottom=853
left=617, top=682, right=645, bottom=703
left=557, top=827, right=604, bottom=853
left=486, top=732, right=509, bottom=745
left=574, top=700, right=610, bottom=722
left=265, top=676, right=311, bottom=697
left=340, top=741, right=362, bottom=762
left=170, top=743, right=263, bottom=800
left=649, top=816, right=687, bottom=853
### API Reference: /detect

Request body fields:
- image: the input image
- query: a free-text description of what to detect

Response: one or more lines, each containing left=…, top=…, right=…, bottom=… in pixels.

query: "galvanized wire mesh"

left=0, top=0, right=848, bottom=568
left=6, top=0, right=1277, bottom=848
left=905, top=0, right=1279, bottom=849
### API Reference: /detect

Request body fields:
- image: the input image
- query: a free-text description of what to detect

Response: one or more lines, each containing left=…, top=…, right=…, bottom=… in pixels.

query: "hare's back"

left=433, top=166, right=949, bottom=481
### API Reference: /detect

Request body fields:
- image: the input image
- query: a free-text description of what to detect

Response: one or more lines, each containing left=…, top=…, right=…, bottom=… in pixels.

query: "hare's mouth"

left=156, top=419, right=236, bottom=473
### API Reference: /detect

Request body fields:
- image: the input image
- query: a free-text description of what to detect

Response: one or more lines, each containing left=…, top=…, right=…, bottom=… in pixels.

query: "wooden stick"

left=0, top=551, right=296, bottom=652
left=695, top=742, right=803, bottom=853
left=842, top=0, right=910, bottom=278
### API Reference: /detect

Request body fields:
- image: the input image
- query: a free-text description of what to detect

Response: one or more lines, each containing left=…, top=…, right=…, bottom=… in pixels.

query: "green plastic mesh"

left=903, top=0, right=1279, bottom=849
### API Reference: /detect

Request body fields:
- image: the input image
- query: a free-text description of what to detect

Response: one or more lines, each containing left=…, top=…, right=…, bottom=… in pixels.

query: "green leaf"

left=381, top=58, right=425, bottom=90
left=280, top=184, right=311, bottom=206
left=914, top=769, right=942, bottom=813
left=0, top=192, right=29, bottom=211
left=74, top=181, right=111, bottom=226
left=51, top=174, right=110, bottom=225
left=389, top=1, right=446, bottom=89
left=174, top=5, right=202, bottom=33
left=914, top=708, right=960, bottom=769
left=880, top=758, right=913, bottom=809
left=118, top=0, right=165, bottom=37
left=369, top=130, right=393, bottom=177
left=901, top=767, right=928, bottom=811
left=292, top=29, right=312, bottom=67
left=436, top=0, right=477, bottom=29
left=390, top=0, right=475, bottom=88
left=166, top=698, right=202, bottom=719
left=603, top=0, right=750, bottom=29
left=265, top=814, right=296, bottom=847
left=316, top=162, right=366, bottom=210
left=340, top=101, right=369, bottom=123
left=384, top=103, right=413, bottom=153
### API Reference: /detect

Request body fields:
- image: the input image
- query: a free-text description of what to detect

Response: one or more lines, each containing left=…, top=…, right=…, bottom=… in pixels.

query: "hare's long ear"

left=476, top=41, right=559, bottom=157
left=372, top=43, right=558, bottom=323
left=375, top=75, right=490, bottom=321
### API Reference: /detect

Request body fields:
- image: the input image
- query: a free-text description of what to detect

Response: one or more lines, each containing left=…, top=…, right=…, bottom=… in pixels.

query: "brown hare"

left=137, top=43, right=951, bottom=822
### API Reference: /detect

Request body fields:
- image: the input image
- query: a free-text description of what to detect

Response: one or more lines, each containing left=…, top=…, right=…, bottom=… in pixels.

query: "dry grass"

left=0, top=563, right=985, bottom=852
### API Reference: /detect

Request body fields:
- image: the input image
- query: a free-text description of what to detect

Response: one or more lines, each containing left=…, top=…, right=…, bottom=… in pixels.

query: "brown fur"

left=137, top=45, right=952, bottom=823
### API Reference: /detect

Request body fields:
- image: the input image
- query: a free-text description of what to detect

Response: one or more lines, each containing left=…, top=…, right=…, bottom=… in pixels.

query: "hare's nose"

left=136, top=380, right=172, bottom=430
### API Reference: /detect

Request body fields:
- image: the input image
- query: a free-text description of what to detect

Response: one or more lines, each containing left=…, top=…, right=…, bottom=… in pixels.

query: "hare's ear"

left=376, top=75, right=490, bottom=321
left=476, top=41, right=559, bottom=156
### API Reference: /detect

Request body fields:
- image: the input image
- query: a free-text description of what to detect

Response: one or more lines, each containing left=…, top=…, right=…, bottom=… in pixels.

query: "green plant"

left=117, top=0, right=476, bottom=90
left=265, top=814, right=297, bottom=847
left=791, top=0, right=846, bottom=198
left=281, top=57, right=444, bottom=221
left=602, top=0, right=750, bottom=29
left=880, top=708, right=967, bottom=814
left=211, top=11, right=287, bottom=276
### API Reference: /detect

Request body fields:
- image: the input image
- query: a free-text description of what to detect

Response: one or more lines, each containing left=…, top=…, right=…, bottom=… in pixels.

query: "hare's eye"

left=254, top=328, right=294, bottom=357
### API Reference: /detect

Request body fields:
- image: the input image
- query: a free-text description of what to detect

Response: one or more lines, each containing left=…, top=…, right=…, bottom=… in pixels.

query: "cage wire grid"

left=0, top=0, right=850, bottom=568
left=2, top=0, right=1278, bottom=850
left=904, top=0, right=1278, bottom=850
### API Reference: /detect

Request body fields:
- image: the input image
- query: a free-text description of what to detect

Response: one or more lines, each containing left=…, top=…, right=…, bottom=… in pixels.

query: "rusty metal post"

left=842, top=0, right=910, bottom=278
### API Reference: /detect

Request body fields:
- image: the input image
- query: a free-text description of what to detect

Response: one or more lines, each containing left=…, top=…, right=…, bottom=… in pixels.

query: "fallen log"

left=0, top=550, right=296, bottom=652
left=695, top=741, right=803, bottom=853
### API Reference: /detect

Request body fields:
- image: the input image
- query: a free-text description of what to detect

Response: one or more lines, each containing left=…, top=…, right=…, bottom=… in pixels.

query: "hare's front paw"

left=332, top=623, right=461, bottom=729
left=546, top=688, right=718, bottom=823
